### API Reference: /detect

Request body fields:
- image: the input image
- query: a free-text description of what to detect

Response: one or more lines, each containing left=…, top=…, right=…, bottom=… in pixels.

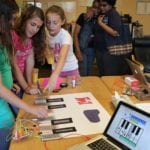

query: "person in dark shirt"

left=94, top=0, right=131, bottom=76
left=73, top=0, right=100, bottom=76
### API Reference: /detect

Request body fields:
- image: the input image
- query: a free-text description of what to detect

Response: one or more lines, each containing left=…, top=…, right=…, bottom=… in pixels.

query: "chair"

left=133, top=37, right=150, bottom=73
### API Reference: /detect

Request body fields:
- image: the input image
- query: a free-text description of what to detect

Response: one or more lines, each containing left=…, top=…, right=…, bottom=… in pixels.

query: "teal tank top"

left=0, top=46, right=15, bottom=128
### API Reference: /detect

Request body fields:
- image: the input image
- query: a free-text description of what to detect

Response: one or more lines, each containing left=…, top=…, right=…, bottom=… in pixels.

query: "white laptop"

left=126, top=59, right=150, bottom=87
left=68, top=101, right=150, bottom=150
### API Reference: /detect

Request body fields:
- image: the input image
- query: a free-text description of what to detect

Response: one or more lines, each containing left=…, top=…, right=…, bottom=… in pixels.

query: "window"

left=137, top=0, right=150, bottom=15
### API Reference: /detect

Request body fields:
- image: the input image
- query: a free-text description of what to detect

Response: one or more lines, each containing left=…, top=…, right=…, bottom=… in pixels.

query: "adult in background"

left=73, top=0, right=100, bottom=76
left=94, top=0, right=131, bottom=76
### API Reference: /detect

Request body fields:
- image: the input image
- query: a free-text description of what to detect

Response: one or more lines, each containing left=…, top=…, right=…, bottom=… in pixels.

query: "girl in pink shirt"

left=12, top=31, right=33, bottom=73
left=12, top=6, right=46, bottom=95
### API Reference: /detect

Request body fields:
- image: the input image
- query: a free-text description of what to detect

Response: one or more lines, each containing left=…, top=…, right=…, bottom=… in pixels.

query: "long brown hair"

left=15, top=5, right=46, bottom=61
left=0, top=0, right=19, bottom=61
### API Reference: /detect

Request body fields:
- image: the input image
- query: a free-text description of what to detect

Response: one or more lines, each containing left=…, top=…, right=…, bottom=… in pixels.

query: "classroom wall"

left=116, top=0, right=150, bottom=36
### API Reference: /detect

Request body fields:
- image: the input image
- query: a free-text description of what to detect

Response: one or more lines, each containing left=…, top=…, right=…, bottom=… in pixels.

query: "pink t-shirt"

left=11, top=31, right=33, bottom=73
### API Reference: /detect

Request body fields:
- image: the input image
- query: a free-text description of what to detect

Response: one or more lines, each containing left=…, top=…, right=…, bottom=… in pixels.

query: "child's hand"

left=29, top=105, right=48, bottom=118
left=25, top=86, right=39, bottom=95
left=43, top=74, right=58, bottom=93
left=12, top=83, right=20, bottom=94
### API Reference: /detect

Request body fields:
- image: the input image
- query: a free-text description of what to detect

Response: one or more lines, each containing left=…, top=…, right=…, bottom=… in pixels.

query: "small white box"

left=112, top=92, right=133, bottom=107
left=125, top=77, right=139, bottom=87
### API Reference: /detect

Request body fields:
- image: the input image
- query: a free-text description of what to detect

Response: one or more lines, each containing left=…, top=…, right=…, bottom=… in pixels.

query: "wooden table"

left=10, top=76, right=114, bottom=150
left=101, top=76, right=150, bottom=103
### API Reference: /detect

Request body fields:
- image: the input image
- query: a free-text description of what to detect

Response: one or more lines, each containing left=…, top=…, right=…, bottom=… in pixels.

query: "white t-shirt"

left=48, top=28, right=78, bottom=72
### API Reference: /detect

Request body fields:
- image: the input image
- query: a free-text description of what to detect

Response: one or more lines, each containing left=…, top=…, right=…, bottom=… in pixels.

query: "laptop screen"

left=104, top=102, right=150, bottom=150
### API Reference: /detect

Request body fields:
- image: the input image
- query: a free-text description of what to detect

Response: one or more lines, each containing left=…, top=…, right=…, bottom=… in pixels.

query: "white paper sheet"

left=136, top=103, right=150, bottom=113
left=36, top=92, right=110, bottom=140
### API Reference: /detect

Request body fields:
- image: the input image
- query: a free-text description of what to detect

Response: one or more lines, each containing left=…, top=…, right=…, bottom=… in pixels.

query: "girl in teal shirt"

left=0, top=46, right=15, bottom=128
left=0, top=1, right=48, bottom=149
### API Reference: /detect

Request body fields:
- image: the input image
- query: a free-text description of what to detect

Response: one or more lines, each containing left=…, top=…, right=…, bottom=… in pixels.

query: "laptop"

left=68, top=101, right=150, bottom=150
left=126, top=59, right=150, bottom=86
